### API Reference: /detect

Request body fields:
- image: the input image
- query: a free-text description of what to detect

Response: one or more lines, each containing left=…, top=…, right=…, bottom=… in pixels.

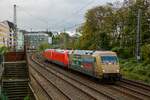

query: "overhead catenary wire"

left=18, top=6, right=49, bottom=29
left=16, top=1, right=96, bottom=31
left=54, top=0, right=96, bottom=31
left=63, top=23, right=83, bottom=31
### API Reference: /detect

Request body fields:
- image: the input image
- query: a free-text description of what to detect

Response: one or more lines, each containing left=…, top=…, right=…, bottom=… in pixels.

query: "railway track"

left=29, top=54, right=150, bottom=100
left=30, top=55, right=116, bottom=100
left=30, top=72, right=53, bottom=99
left=30, top=66, right=70, bottom=100
left=106, top=82, right=150, bottom=100
left=120, top=79, right=150, bottom=91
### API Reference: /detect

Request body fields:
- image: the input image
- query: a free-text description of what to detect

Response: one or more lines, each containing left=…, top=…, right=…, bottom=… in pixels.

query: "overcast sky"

left=0, top=0, right=123, bottom=32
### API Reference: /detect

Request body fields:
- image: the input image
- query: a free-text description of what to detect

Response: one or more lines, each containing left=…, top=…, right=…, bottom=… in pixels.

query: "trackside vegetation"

left=74, top=0, right=149, bottom=84
left=120, top=59, right=150, bottom=84
left=0, top=46, right=10, bottom=55
left=38, top=42, right=52, bottom=52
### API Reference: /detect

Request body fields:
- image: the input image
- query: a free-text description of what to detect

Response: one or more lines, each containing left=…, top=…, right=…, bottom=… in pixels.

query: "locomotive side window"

left=82, top=58, right=95, bottom=63
left=101, top=56, right=118, bottom=63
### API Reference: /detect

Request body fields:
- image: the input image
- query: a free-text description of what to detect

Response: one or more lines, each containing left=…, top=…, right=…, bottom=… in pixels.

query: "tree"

left=76, top=4, right=114, bottom=50
left=0, top=46, right=10, bottom=64
left=47, top=31, right=53, bottom=37
left=38, top=42, right=51, bottom=52
left=141, top=44, right=150, bottom=63
left=52, top=32, right=71, bottom=49
left=73, top=0, right=150, bottom=59
left=0, top=46, right=10, bottom=54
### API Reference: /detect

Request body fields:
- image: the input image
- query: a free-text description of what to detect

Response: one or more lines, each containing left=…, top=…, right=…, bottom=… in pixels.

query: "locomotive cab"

left=93, top=51, right=121, bottom=81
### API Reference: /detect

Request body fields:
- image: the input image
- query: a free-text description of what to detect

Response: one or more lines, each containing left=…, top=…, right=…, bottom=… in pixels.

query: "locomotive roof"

left=93, top=51, right=116, bottom=55
left=73, top=50, right=94, bottom=55
left=44, top=49, right=117, bottom=56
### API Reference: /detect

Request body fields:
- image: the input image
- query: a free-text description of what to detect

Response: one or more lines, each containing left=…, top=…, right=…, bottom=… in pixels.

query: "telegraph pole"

left=64, top=28, right=67, bottom=49
left=14, top=4, right=17, bottom=27
left=13, top=4, right=17, bottom=51
left=136, top=9, right=142, bottom=62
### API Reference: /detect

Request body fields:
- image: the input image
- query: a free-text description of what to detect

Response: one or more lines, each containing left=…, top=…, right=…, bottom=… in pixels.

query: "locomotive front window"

left=101, top=56, right=118, bottom=63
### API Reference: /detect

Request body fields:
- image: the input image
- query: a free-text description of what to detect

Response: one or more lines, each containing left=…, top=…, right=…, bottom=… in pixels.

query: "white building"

left=24, top=33, right=50, bottom=50
left=17, top=30, right=24, bottom=50
left=0, top=21, right=15, bottom=49
left=48, top=37, right=52, bottom=44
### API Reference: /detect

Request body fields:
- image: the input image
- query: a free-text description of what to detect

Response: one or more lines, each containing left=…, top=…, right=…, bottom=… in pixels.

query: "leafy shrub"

left=141, top=44, right=150, bottom=64
left=112, top=47, right=133, bottom=59
left=120, top=59, right=150, bottom=84
left=38, top=42, right=52, bottom=52
left=0, top=46, right=10, bottom=54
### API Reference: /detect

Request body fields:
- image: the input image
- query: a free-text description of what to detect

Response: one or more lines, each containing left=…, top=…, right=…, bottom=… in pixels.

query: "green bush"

left=147, top=72, right=150, bottom=78
left=0, top=46, right=10, bottom=54
left=24, top=96, right=29, bottom=100
left=112, top=47, right=133, bottom=59
left=141, top=44, right=150, bottom=64
left=120, top=59, right=150, bottom=84
left=38, top=42, right=52, bottom=52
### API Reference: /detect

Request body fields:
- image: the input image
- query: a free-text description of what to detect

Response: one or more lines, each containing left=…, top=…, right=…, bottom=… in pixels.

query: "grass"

left=120, top=58, right=150, bottom=84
